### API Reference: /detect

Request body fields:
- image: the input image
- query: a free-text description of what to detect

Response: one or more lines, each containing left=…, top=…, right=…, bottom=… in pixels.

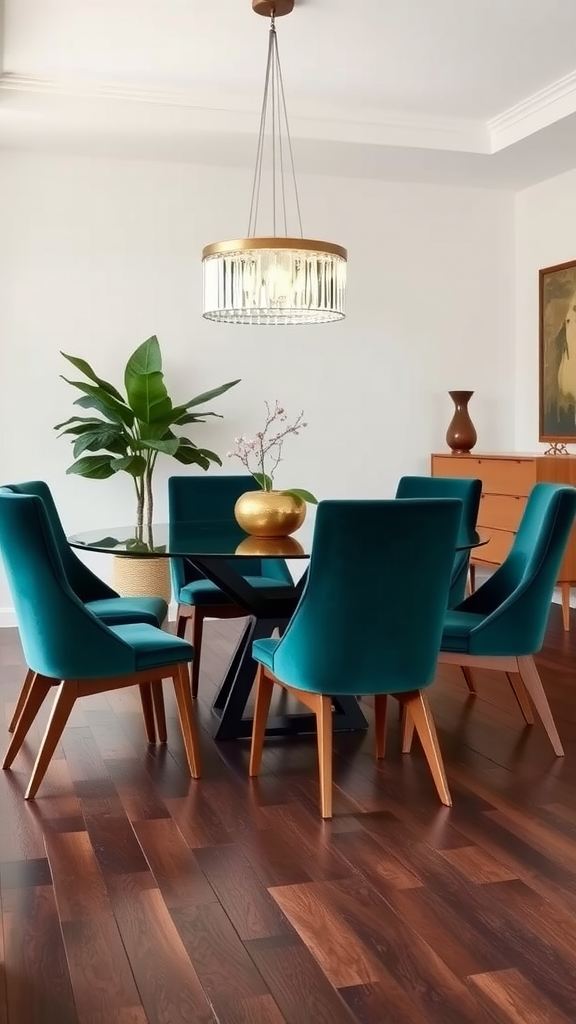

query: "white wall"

left=0, top=150, right=515, bottom=620
left=515, top=166, right=576, bottom=448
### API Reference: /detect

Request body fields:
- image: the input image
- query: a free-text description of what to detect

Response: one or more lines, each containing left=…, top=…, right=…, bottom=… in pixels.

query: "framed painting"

left=540, top=259, right=576, bottom=442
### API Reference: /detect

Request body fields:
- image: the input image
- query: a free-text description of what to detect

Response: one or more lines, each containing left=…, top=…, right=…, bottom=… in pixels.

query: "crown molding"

left=0, top=73, right=488, bottom=154
left=6, top=67, right=576, bottom=164
left=488, top=70, right=576, bottom=152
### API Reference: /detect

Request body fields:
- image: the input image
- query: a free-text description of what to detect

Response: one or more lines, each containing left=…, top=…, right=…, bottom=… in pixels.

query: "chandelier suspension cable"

left=247, top=12, right=303, bottom=239
left=272, top=22, right=303, bottom=237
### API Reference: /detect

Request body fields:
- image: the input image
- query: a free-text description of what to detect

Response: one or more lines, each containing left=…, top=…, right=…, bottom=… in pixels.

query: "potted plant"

left=56, top=335, right=240, bottom=598
left=228, top=400, right=317, bottom=537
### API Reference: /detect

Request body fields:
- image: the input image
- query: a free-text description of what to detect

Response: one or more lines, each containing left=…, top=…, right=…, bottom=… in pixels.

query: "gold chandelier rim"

left=202, top=237, right=348, bottom=261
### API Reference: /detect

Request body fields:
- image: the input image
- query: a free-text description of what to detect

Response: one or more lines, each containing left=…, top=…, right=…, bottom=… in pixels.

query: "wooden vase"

left=446, top=390, right=477, bottom=454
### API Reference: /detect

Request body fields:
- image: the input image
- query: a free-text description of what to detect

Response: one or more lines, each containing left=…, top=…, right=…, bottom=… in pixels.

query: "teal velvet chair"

left=0, top=491, right=200, bottom=799
left=395, top=475, right=482, bottom=608
left=402, top=483, right=576, bottom=757
left=5, top=481, right=169, bottom=739
left=169, top=475, right=293, bottom=697
left=395, top=474, right=482, bottom=697
left=249, top=498, right=463, bottom=818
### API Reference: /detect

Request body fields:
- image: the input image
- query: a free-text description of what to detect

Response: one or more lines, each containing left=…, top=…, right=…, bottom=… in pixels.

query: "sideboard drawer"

left=431, top=456, right=480, bottom=480
left=432, top=455, right=536, bottom=495
left=478, top=493, right=526, bottom=532
left=474, top=528, right=515, bottom=565
left=477, top=458, right=536, bottom=496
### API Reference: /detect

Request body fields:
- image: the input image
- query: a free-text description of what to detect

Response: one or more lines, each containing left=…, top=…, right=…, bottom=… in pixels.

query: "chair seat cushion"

left=252, top=637, right=279, bottom=672
left=179, top=576, right=291, bottom=607
left=87, top=596, right=168, bottom=628
left=440, top=611, right=486, bottom=653
left=110, top=623, right=193, bottom=670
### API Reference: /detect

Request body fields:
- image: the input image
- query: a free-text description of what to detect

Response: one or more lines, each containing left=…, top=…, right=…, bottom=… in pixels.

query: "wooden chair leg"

left=506, top=672, right=534, bottom=725
left=517, top=655, right=564, bottom=756
left=175, top=606, right=189, bottom=639
left=401, top=691, right=452, bottom=807
left=25, top=681, right=79, bottom=799
left=138, top=684, right=156, bottom=743
left=561, top=583, right=571, bottom=632
left=8, top=668, right=36, bottom=733
left=3, top=674, right=53, bottom=769
left=374, top=694, right=388, bottom=759
left=401, top=705, right=415, bottom=753
left=461, top=665, right=476, bottom=694
left=190, top=608, right=204, bottom=699
left=172, top=663, right=201, bottom=778
left=314, top=695, right=333, bottom=819
left=151, top=681, right=167, bottom=743
left=249, top=665, right=274, bottom=777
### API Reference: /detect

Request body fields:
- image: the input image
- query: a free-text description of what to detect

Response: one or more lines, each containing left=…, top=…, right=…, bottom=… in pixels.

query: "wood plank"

left=247, top=935, right=358, bottom=1024
left=470, top=967, right=573, bottom=1024
left=79, top=1009, right=148, bottom=1024
left=193, top=844, right=292, bottom=940
left=171, top=903, right=270, bottom=1005
left=132, top=818, right=217, bottom=908
left=3, top=885, right=77, bottom=1023
left=105, top=874, right=217, bottom=1024
left=270, top=882, right=382, bottom=987
left=45, top=830, right=143, bottom=1018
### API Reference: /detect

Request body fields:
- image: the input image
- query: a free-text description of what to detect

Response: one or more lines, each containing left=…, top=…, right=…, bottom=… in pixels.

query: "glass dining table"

left=69, top=520, right=488, bottom=742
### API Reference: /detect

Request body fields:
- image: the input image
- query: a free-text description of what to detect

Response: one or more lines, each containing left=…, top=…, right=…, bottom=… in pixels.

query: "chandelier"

left=202, top=0, right=347, bottom=325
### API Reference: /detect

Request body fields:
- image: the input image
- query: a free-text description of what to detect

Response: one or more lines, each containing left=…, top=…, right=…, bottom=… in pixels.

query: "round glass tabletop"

left=68, top=522, right=489, bottom=559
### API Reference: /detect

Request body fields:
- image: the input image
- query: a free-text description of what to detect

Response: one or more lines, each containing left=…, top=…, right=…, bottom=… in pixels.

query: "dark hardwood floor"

left=1, top=608, right=576, bottom=1023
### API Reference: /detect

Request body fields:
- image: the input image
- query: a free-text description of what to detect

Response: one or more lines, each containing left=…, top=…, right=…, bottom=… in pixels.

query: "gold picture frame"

left=540, top=259, right=576, bottom=443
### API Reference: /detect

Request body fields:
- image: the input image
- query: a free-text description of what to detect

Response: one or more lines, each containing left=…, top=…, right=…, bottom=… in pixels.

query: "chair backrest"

left=0, top=491, right=134, bottom=679
left=168, top=475, right=292, bottom=595
left=396, top=475, right=482, bottom=607
left=5, top=480, right=117, bottom=603
left=270, top=498, right=462, bottom=696
left=460, top=482, right=576, bottom=654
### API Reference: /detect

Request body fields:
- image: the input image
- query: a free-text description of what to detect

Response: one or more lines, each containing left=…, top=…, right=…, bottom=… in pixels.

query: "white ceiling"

left=3, top=0, right=576, bottom=188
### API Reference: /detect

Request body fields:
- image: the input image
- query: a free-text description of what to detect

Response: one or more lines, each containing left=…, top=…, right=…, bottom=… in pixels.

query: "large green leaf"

left=172, top=411, right=221, bottom=426
left=66, top=455, right=116, bottom=479
left=124, top=336, right=172, bottom=424
left=173, top=440, right=210, bottom=469
left=139, top=437, right=180, bottom=456
left=60, top=352, right=125, bottom=402
left=125, top=336, right=162, bottom=378
left=63, top=379, right=134, bottom=426
left=73, top=395, right=126, bottom=425
left=138, top=419, right=176, bottom=442
left=283, top=487, right=318, bottom=505
left=125, top=369, right=172, bottom=425
left=73, top=427, right=128, bottom=458
left=252, top=472, right=272, bottom=491
left=110, top=454, right=147, bottom=478
left=182, top=379, right=241, bottom=411
left=56, top=418, right=108, bottom=437
left=54, top=415, right=104, bottom=431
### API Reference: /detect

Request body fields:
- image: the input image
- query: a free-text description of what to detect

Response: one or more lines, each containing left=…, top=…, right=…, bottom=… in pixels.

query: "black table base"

left=191, top=556, right=369, bottom=741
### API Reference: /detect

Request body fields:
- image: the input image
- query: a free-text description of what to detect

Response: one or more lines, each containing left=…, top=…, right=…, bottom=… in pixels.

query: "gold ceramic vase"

left=234, top=489, right=306, bottom=538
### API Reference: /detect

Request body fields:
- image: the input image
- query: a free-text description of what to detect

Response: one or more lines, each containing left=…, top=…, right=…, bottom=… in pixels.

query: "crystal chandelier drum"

left=202, top=1, right=348, bottom=326
left=202, top=237, right=347, bottom=325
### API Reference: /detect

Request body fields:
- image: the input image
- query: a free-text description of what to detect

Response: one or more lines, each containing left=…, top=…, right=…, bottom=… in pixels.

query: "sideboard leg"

left=561, top=582, right=571, bottom=632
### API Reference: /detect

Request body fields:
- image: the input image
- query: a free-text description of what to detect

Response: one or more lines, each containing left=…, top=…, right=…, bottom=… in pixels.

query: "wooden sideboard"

left=431, top=451, right=576, bottom=630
